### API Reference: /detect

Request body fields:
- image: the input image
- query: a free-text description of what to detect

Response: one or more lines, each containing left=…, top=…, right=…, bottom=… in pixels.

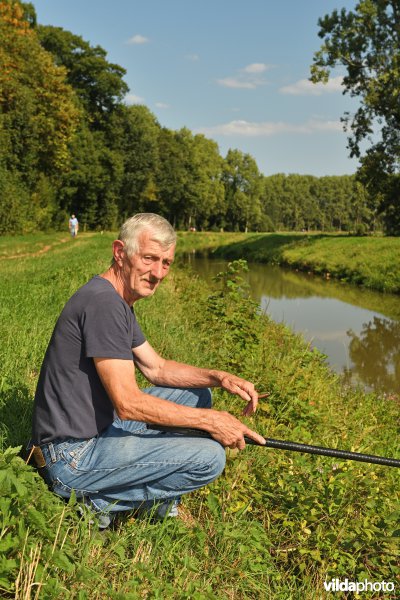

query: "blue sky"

left=32, top=0, right=359, bottom=177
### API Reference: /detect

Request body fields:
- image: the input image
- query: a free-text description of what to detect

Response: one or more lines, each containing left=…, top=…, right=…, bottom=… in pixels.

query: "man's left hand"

left=218, top=373, right=259, bottom=416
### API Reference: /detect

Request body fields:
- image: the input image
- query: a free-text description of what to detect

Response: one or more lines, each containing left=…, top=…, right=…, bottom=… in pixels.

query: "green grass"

left=1, top=233, right=399, bottom=598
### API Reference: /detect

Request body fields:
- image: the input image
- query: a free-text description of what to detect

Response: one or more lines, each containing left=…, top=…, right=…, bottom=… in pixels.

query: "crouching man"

left=31, top=213, right=265, bottom=526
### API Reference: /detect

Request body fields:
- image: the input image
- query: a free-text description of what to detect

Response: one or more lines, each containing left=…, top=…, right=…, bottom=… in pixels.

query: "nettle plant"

left=206, top=260, right=262, bottom=371
left=0, top=447, right=78, bottom=596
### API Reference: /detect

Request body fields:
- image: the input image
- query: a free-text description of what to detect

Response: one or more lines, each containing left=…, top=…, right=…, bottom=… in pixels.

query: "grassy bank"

left=3, top=230, right=399, bottom=293
left=199, top=232, right=400, bottom=294
left=1, top=233, right=399, bottom=598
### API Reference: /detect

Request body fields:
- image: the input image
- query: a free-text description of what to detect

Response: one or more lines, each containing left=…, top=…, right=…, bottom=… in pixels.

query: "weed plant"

left=0, top=233, right=399, bottom=598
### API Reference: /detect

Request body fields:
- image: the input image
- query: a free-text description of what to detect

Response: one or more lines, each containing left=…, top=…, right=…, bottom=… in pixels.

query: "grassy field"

left=194, top=232, right=400, bottom=294
left=2, top=230, right=399, bottom=292
left=0, top=232, right=399, bottom=598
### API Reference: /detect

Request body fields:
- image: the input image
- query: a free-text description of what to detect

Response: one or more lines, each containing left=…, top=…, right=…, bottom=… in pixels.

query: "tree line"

left=0, top=1, right=393, bottom=235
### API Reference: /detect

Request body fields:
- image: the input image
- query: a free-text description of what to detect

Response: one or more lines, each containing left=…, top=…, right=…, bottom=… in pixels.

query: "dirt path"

left=1, top=237, right=72, bottom=260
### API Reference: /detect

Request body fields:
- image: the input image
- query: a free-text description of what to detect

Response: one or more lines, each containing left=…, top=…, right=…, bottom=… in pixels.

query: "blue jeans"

left=37, top=387, right=226, bottom=515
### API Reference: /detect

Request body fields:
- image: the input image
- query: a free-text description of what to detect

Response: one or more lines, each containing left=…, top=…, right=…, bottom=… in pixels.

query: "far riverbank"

left=177, top=232, right=400, bottom=294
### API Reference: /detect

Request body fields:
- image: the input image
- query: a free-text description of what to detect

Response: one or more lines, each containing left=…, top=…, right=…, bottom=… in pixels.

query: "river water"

left=182, top=254, right=400, bottom=395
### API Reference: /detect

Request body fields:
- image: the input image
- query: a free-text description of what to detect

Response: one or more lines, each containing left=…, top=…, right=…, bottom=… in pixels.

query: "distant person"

left=30, top=213, right=264, bottom=528
left=69, top=214, right=79, bottom=237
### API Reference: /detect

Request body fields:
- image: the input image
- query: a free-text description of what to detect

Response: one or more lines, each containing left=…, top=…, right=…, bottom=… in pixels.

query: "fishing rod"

left=147, top=425, right=400, bottom=468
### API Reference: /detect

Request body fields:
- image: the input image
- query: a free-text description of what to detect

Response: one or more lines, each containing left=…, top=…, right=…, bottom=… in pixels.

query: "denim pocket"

left=60, top=437, right=96, bottom=470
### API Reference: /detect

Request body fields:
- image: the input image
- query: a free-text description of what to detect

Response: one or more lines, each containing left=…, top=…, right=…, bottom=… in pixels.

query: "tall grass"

left=0, top=233, right=399, bottom=598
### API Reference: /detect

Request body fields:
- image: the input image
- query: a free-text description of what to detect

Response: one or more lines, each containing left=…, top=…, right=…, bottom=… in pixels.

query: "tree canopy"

left=37, top=25, right=128, bottom=127
left=0, top=0, right=389, bottom=235
left=311, top=0, right=400, bottom=233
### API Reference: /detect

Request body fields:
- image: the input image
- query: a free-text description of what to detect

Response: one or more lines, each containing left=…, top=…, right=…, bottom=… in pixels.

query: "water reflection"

left=346, top=317, right=400, bottom=394
left=181, top=254, right=400, bottom=394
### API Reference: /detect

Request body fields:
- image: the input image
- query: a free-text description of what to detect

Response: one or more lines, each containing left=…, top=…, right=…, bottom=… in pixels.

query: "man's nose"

left=150, top=261, right=165, bottom=280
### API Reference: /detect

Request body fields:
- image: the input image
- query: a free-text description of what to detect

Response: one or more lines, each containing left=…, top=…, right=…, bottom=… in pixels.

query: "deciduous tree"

left=115, top=105, right=161, bottom=219
left=37, top=24, right=128, bottom=128
left=311, top=0, right=400, bottom=233
left=0, top=0, right=80, bottom=231
left=222, top=149, right=263, bottom=232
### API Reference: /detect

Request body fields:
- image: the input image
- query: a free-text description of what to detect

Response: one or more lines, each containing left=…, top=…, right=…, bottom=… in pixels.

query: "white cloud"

left=185, top=53, right=199, bottom=61
left=280, top=76, right=344, bottom=96
left=217, top=63, right=272, bottom=89
left=217, top=77, right=258, bottom=89
left=307, top=118, right=343, bottom=132
left=197, top=118, right=343, bottom=137
left=127, top=34, right=149, bottom=45
left=125, top=93, right=145, bottom=105
left=155, top=102, right=170, bottom=109
left=243, top=63, right=269, bottom=74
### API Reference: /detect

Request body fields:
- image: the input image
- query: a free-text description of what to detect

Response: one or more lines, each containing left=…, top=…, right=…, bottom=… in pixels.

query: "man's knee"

left=210, top=441, right=226, bottom=479
left=197, top=387, right=212, bottom=409
left=190, top=439, right=226, bottom=486
left=141, top=386, right=212, bottom=409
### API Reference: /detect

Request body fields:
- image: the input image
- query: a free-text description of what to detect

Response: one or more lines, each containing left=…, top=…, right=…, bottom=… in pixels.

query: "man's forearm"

left=149, top=359, right=225, bottom=388
left=149, top=359, right=258, bottom=411
left=121, top=391, right=265, bottom=448
left=134, top=345, right=258, bottom=409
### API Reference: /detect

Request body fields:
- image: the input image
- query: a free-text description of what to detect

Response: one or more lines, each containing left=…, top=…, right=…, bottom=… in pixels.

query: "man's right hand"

left=207, top=411, right=265, bottom=450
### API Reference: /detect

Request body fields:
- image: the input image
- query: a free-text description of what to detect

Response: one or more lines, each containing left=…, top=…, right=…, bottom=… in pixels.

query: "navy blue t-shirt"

left=32, top=276, right=146, bottom=444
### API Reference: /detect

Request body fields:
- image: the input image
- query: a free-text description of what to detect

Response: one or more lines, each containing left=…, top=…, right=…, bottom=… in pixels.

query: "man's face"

left=121, top=231, right=175, bottom=303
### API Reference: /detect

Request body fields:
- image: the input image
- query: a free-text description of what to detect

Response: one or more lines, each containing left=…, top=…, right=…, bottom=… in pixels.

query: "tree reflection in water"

left=345, top=317, right=400, bottom=394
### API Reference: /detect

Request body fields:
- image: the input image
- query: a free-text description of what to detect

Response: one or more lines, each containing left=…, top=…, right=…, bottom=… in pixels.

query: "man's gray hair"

left=118, top=213, right=176, bottom=256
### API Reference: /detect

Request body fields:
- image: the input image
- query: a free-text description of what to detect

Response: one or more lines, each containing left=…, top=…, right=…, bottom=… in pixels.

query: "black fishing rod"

left=148, top=425, right=400, bottom=468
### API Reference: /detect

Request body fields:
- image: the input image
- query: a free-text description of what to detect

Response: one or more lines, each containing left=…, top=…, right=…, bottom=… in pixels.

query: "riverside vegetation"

left=181, top=231, right=400, bottom=294
left=0, top=233, right=399, bottom=599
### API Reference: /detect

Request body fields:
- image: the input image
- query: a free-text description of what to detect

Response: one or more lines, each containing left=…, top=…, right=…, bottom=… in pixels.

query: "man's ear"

left=112, top=240, right=125, bottom=266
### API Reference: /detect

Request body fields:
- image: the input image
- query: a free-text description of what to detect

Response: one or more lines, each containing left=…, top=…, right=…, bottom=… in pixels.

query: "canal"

left=182, top=254, right=400, bottom=395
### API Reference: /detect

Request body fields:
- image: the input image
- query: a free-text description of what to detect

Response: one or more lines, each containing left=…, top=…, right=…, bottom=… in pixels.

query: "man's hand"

left=208, top=410, right=265, bottom=449
left=217, top=372, right=259, bottom=416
